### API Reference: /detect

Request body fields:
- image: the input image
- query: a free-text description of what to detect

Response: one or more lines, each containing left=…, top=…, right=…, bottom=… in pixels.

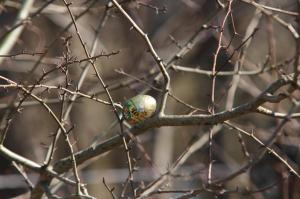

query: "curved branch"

left=53, top=77, right=293, bottom=173
left=0, top=145, right=77, bottom=186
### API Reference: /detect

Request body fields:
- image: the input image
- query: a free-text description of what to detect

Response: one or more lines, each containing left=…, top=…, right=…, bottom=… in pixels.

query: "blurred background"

left=0, top=0, right=300, bottom=198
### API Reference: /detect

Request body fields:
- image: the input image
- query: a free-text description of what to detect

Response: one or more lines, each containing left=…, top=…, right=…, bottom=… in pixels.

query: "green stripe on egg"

left=122, top=95, right=157, bottom=125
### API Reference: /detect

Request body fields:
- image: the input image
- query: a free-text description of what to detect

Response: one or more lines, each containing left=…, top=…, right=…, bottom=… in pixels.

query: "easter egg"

left=122, top=95, right=157, bottom=125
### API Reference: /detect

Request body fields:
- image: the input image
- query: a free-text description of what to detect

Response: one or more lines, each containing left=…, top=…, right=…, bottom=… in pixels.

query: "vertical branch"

left=58, top=38, right=83, bottom=195
left=62, top=0, right=136, bottom=197
left=120, top=120, right=136, bottom=198
left=43, top=1, right=112, bottom=167
left=225, top=7, right=261, bottom=161
left=209, top=0, right=233, bottom=185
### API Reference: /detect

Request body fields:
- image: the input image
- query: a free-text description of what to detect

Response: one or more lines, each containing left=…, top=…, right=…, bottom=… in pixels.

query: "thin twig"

left=209, top=0, right=233, bottom=184
left=103, top=177, right=116, bottom=199
left=110, top=0, right=170, bottom=116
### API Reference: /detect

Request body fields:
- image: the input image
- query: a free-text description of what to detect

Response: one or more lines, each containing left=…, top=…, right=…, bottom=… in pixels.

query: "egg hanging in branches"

left=122, top=95, right=157, bottom=125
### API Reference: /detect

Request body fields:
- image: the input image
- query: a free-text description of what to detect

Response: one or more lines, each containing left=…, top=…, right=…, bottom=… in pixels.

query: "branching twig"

left=110, top=0, right=170, bottom=116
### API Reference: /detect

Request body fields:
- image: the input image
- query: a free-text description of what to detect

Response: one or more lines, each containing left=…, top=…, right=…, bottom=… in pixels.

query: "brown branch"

left=53, top=77, right=293, bottom=174
left=240, top=0, right=299, bottom=39
left=110, top=0, right=170, bottom=116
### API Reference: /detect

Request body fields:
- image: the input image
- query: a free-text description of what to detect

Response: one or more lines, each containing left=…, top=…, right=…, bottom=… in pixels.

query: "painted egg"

left=122, top=95, right=157, bottom=125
